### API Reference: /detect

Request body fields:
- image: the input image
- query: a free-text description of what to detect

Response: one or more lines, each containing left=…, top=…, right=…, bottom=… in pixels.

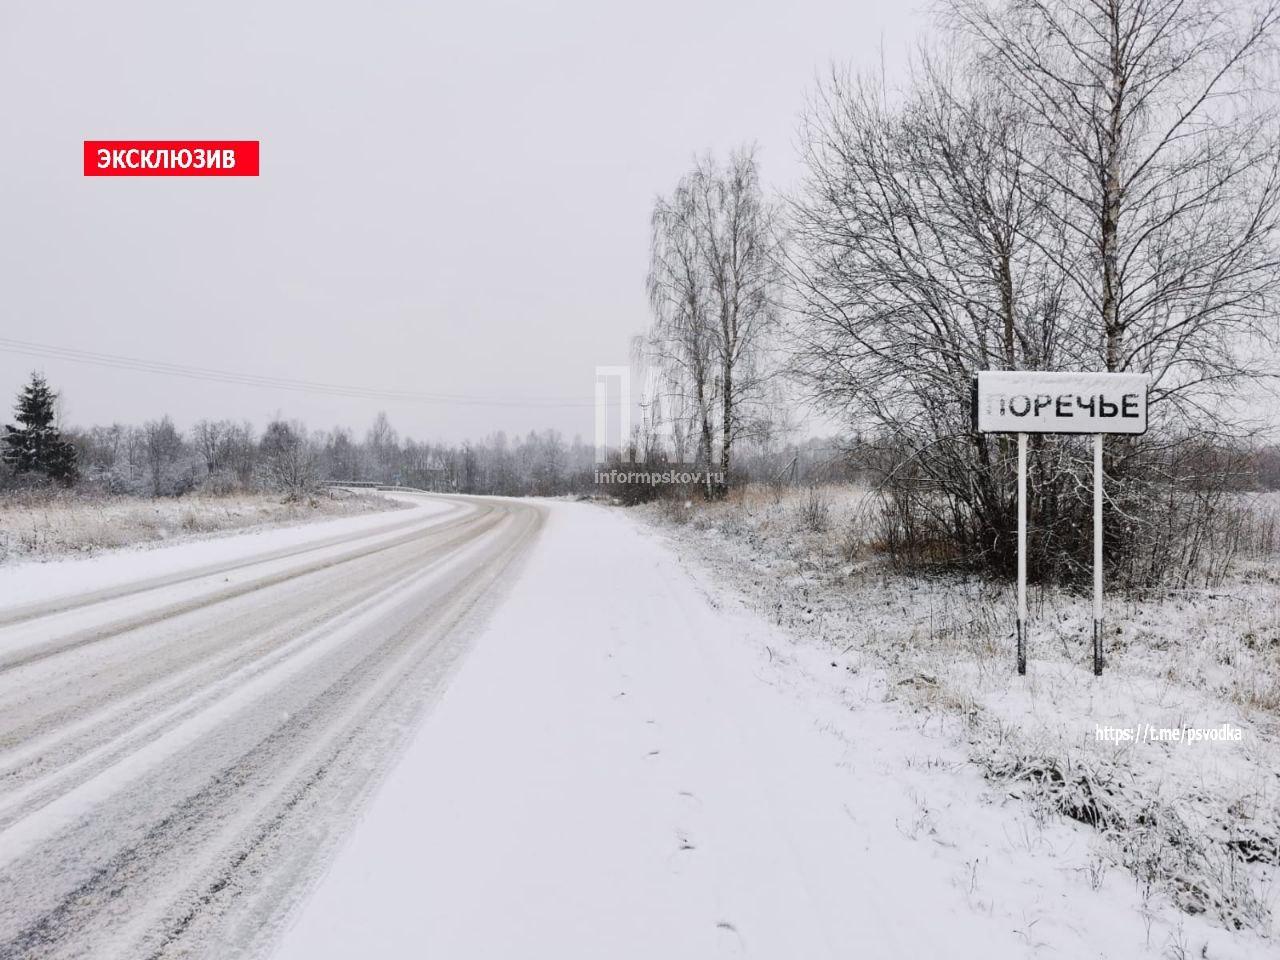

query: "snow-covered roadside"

left=639, top=487, right=1280, bottom=940
left=0, top=492, right=453, bottom=611
left=0, top=488, right=409, bottom=567
left=272, top=500, right=1260, bottom=960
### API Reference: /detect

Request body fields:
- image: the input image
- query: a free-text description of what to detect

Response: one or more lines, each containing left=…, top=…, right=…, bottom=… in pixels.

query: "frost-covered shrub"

left=982, top=747, right=1276, bottom=930
left=796, top=485, right=831, bottom=533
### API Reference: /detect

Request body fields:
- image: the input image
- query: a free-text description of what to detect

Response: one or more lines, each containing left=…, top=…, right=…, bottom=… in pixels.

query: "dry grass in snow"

left=640, top=485, right=1280, bottom=935
left=0, top=487, right=408, bottom=564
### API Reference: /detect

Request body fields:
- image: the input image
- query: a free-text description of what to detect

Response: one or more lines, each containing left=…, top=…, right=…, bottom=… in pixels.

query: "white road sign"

left=974, top=371, right=1148, bottom=435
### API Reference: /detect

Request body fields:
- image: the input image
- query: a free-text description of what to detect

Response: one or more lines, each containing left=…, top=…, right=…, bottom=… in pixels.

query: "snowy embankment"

left=638, top=487, right=1280, bottom=949
left=0, top=491, right=440, bottom=614
left=273, top=500, right=1261, bottom=960
left=0, top=488, right=405, bottom=565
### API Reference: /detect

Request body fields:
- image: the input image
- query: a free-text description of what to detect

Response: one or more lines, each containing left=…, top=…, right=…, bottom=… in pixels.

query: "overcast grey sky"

left=0, top=0, right=923, bottom=442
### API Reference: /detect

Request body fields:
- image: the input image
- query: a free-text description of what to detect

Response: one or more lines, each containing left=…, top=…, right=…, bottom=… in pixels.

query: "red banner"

left=83, top=140, right=260, bottom=177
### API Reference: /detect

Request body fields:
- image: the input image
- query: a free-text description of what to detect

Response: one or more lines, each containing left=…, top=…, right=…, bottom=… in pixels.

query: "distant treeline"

left=0, top=373, right=867, bottom=498
left=54, top=415, right=1280, bottom=500
left=54, top=412, right=871, bottom=499
left=62, top=412, right=596, bottom=498
left=3, top=373, right=1279, bottom=503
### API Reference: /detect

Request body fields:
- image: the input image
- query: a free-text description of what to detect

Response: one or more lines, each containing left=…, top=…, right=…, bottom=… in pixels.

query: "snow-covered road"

left=0, top=494, right=543, bottom=959
left=274, top=499, right=952, bottom=960
left=272, top=501, right=1178, bottom=960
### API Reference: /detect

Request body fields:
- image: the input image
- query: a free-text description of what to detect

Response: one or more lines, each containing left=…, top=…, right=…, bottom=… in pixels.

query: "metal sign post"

left=973, top=371, right=1149, bottom=676
left=1093, top=433, right=1104, bottom=675
left=1016, top=432, right=1027, bottom=675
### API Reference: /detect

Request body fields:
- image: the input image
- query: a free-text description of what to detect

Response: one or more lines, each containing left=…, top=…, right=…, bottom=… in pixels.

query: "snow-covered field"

left=0, top=488, right=405, bottom=564
left=638, top=486, right=1280, bottom=950
left=274, top=499, right=1271, bottom=960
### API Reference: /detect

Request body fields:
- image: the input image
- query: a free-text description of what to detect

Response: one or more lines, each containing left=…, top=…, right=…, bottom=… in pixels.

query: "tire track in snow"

left=0, top=504, right=502, bottom=777
left=0, top=499, right=468, bottom=630
left=0, top=502, right=484, bottom=673
left=0, top=508, right=507, bottom=828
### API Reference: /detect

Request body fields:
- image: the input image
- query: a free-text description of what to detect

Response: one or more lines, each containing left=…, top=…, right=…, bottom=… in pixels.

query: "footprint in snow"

left=716, top=921, right=747, bottom=957
left=667, top=829, right=698, bottom=874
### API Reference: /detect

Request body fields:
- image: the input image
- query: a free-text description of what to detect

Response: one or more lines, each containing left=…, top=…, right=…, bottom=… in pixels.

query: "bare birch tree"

left=790, top=0, right=1280, bottom=579
left=949, top=0, right=1280, bottom=413
left=695, top=148, right=784, bottom=491
left=647, top=148, right=783, bottom=495
left=647, top=173, right=717, bottom=478
left=952, top=0, right=1280, bottom=578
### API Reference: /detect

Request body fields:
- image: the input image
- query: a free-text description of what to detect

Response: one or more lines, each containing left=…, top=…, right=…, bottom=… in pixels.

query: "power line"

left=0, top=337, right=608, bottom=409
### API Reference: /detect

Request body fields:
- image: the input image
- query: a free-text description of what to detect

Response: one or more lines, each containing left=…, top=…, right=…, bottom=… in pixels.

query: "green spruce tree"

left=3, top=373, right=78, bottom=483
